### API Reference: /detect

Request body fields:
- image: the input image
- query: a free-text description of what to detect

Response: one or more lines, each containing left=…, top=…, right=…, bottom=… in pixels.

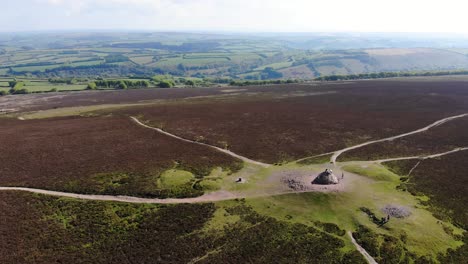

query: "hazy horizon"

left=3, top=0, right=468, bottom=33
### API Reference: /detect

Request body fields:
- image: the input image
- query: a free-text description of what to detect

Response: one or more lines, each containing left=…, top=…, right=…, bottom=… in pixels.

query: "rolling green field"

left=0, top=78, right=88, bottom=93
left=2, top=32, right=468, bottom=80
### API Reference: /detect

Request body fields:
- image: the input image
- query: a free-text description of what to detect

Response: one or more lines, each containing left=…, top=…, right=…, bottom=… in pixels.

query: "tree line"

left=86, top=80, right=151, bottom=90
left=314, top=70, right=468, bottom=81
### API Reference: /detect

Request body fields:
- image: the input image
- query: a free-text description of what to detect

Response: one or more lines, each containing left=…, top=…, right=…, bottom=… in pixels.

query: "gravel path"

left=0, top=187, right=239, bottom=204
left=375, top=147, right=468, bottom=163
left=0, top=184, right=346, bottom=204
left=330, top=113, right=468, bottom=164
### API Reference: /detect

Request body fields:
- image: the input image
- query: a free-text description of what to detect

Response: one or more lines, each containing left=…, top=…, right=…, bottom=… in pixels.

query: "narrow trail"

left=130, top=117, right=271, bottom=168
left=375, top=147, right=468, bottom=163
left=407, top=161, right=422, bottom=177
left=292, top=151, right=335, bottom=164
left=348, top=231, right=378, bottom=264
left=330, top=113, right=468, bottom=164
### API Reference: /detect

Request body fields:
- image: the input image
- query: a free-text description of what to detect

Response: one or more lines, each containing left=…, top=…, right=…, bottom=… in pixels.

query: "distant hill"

left=1, top=32, right=468, bottom=79
left=278, top=48, right=468, bottom=79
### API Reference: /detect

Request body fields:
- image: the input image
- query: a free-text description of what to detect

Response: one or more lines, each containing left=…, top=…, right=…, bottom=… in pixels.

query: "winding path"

left=375, top=147, right=468, bottom=163
left=348, top=231, right=378, bottom=264
left=330, top=113, right=468, bottom=164
left=0, top=186, right=339, bottom=204
left=130, top=117, right=271, bottom=168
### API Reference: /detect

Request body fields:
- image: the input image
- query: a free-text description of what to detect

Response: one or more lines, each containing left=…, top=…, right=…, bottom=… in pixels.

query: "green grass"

left=157, top=169, right=194, bottom=189
left=254, top=61, right=294, bottom=71
left=152, top=56, right=230, bottom=68
left=12, top=64, right=62, bottom=72
left=0, top=83, right=88, bottom=93
left=17, top=84, right=86, bottom=92
left=342, top=163, right=400, bottom=182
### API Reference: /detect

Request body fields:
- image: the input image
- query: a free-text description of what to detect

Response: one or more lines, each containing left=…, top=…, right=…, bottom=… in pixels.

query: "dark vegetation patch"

left=114, top=80, right=468, bottom=163
left=339, top=116, right=468, bottom=162
left=0, top=192, right=366, bottom=264
left=315, top=70, right=468, bottom=81
left=360, top=207, right=391, bottom=227
left=0, top=191, right=215, bottom=264
left=0, top=116, right=242, bottom=198
left=400, top=152, right=467, bottom=228
left=384, top=159, right=421, bottom=192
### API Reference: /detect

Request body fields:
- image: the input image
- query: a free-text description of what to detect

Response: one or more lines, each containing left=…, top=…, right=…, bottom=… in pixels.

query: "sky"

left=1, top=0, right=468, bottom=33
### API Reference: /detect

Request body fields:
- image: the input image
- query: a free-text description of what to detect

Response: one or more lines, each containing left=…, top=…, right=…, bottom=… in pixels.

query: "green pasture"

left=254, top=61, right=294, bottom=71
left=129, top=55, right=154, bottom=65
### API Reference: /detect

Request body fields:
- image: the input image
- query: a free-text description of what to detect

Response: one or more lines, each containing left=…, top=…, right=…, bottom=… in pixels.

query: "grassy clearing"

left=157, top=169, right=194, bottom=188
left=197, top=167, right=229, bottom=193
left=342, top=163, right=400, bottom=182
left=220, top=163, right=274, bottom=193
left=243, top=162, right=464, bottom=261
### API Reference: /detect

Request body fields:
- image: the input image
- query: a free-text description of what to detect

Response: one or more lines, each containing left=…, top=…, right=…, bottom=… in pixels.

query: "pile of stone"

left=281, top=177, right=307, bottom=191
left=382, top=204, right=412, bottom=218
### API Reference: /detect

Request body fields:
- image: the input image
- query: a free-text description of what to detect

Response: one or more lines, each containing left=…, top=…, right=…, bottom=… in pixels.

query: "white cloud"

left=7, top=0, right=468, bottom=33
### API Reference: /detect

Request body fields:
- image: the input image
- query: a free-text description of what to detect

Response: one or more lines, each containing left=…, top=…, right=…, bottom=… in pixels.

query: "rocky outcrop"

left=312, top=169, right=339, bottom=185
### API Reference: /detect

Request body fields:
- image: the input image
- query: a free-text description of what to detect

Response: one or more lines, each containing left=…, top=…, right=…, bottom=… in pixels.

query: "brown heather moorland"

left=0, top=116, right=242, bottom=198
left=1, top=78, right=468, bottom=263
left=113, top=80, right=468, bottom=163
left=0, top=192, right=366, bottom=264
